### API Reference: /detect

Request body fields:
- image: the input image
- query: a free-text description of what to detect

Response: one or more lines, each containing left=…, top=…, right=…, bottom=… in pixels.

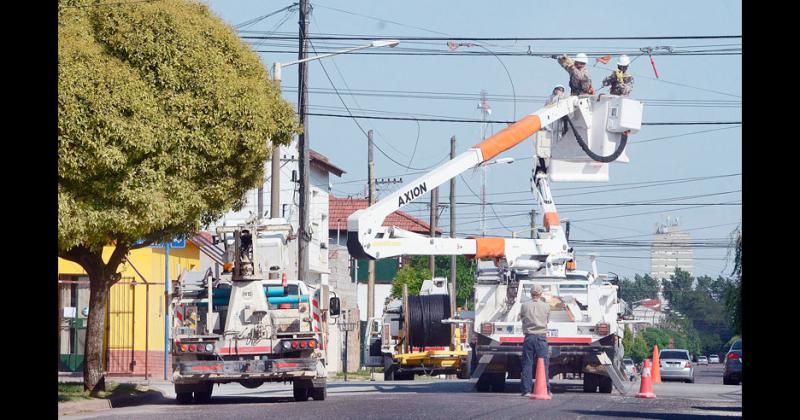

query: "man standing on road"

left=519, top=284, right=551, bottom=397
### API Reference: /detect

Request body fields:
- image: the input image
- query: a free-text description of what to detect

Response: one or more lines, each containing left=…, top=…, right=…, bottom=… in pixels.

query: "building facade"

left=650, top=217, right=694, bottom=281
left=58, top=240, right=201, bottom=378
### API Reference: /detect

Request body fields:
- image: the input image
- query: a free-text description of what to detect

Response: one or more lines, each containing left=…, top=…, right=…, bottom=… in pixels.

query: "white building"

left=650, top=216, right=693, bottom=282
left=210, top=141, right=345, bottom=286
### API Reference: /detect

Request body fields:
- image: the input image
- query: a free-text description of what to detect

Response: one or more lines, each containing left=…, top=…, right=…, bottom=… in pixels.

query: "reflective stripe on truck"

left=498, top=336, right=594, bottom=344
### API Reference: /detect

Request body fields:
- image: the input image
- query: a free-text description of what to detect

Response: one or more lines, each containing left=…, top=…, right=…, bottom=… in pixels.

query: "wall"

left=58, top=243, right=200, bottom=378
left=357, top=283, right=394, bottom=322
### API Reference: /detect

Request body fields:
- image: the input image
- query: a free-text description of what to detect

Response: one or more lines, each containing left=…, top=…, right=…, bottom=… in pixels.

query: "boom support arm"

left=347, top=97, right=582, bottom=266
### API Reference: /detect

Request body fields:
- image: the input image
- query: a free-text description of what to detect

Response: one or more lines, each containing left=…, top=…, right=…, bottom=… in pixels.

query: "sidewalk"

left=58, top=374, right=170, bottom=417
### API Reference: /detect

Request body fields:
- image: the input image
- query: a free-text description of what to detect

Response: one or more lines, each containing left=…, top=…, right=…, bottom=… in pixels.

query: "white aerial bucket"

left=535, top=95, right=643, bottom=182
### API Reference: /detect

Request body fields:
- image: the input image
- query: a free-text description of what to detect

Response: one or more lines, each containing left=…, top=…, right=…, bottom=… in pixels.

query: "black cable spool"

left=407, top=295, right=451, bottom=349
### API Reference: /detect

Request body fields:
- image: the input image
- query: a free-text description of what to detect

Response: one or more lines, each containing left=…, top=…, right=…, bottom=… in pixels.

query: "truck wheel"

left=293, top=386, right=310, bottom=402
left=311, top=386, right=327, bottom=401
left=583, top=373, right=599, bottom=393
left=476, top=373, right=491, bottom=392
left=176, top=392, right=193, bottom=404
left=193, top=382, right=213, bottom=403
left=490, top=373, right=506, bottom=393
left=598, top=376, right=613, bottom=393
left=457, top=355, right=472, bottom=380
left=383, top=356, right=396, bottom=381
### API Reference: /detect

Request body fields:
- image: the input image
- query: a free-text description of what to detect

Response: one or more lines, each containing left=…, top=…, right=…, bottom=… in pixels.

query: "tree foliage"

left=58, top=0, right=300, bottom=393
left=619, top=273, right=660, bottom=304
left=390, top=255, right=476, bottom=309
left=59, top=0, right=299, bottom=250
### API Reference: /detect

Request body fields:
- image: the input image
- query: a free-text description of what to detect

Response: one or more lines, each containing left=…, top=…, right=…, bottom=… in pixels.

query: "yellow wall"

left=58, top=243, right=201, bottom=352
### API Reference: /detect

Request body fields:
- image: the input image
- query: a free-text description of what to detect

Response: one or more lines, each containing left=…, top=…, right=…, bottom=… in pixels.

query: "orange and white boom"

left=347, top=94, right=640, bottom=276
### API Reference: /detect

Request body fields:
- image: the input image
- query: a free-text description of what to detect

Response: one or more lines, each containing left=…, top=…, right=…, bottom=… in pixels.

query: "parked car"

left=659, top=349, right=694, bottom=383
left=723, top=339, right=742, bottom=385
left=708, top=354, right=720, bottom=364
left=697, top=356, right=708, bottom=365
left=623, top=358, right=637, bottom=380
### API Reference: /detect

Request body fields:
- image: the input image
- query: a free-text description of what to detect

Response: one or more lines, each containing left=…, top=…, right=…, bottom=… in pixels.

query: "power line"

left=244, top=34, right=742, bottom=41
left=304, top=112, right=741, bottom=126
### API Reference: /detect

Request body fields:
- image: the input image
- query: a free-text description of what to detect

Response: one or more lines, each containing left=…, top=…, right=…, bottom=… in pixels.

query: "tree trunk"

left=60, top=243, right=129, bottom=396
left=84, top=270, right=111, bottom=395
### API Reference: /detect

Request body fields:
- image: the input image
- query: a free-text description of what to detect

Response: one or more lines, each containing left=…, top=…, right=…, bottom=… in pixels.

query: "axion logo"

left=398, top=182, right=428, bottom=206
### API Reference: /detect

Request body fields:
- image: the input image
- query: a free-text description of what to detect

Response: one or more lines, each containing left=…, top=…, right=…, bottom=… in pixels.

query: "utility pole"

left=297, top=0, right=311, bottom=281
left=268, top=73, right=282, bottom=221
left=367, top=130, right=376, bottom=320
left=429, top=186, right=438, bottom=276
left=530, top=209, right=537, bottom=239
left=478, top=90, right=491, bottom=237
left=449, top=136, right=457, bottom=300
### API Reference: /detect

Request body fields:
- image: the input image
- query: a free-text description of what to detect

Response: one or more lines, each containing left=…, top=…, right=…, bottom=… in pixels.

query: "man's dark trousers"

left=521, top=334, right=551, bottom=394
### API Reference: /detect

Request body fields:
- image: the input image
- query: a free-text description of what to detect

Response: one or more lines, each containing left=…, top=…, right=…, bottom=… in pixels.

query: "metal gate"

left=105, top=277, right=137, bottom=375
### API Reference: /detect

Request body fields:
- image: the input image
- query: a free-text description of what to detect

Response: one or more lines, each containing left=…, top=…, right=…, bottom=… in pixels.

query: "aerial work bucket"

left=535, top=95, right=643, bottom=182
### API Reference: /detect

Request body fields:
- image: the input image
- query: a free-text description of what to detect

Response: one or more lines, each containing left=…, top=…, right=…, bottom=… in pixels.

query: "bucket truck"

left=348, top=94, right=643, bottom=393
left=170, top=218, right=341, bottom=403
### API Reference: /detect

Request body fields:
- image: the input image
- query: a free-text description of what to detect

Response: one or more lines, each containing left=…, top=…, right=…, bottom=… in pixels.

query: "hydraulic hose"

left=407, top=295, right=451, bottom=348
left=565, top=116, right=628, bottom=163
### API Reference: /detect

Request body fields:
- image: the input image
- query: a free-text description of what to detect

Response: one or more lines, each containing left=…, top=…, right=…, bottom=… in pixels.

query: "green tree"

left=726, top=229, right=742, bottom=334
left=622, top=325, right=633, bottom=358
left=58, top=0, right=300, bottom=393
left=631, top=330, right=649, bottom=363
left=390, top=255, right=476, bottom=309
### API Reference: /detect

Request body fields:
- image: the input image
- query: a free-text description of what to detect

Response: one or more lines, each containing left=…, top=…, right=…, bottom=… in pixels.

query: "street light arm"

left=272, top=40, right=399, bottom=81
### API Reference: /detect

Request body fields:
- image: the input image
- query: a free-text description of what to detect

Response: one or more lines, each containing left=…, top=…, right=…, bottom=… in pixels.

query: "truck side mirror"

left=329, top=297, right=340, bottom=316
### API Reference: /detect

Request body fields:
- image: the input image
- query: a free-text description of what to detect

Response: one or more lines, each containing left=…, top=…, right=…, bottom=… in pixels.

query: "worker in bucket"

left=602, top=54, right=634, bottom=95
left=546, top=84, right=566, bottom=105
left=554, top=53, right=595, bottom=95
left=519, top=284, right=552, bottom=397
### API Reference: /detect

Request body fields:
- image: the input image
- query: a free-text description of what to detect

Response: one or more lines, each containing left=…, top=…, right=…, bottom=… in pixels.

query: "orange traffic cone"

left=636, top=359, right=656, bottom=399
left=529, top=357, right=552, bottom=400
left=651, top=345, right=662, bottom=383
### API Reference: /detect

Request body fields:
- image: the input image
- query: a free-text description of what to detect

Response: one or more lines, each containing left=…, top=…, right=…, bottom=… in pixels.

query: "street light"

left=260, top=40, right=400, bottom=282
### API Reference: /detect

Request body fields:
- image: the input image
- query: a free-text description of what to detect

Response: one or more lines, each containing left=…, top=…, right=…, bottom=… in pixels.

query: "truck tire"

left=598, top=375, right=613, bottom=393
left=383, top=356, right=396, bottom=381
left=476, top=373, right=492, bottom=392
left=457, top=354, right=472, bottom=380
left=176, top=392, right=193, bottom=404
left=490, top=373, right=506, bottom=392
left=293, top=386, right=309, bottom=402
left=311, top=386, right=327, bottom=401
left=193, top=382, right=213, bottom=403
left=583, top=373, right=599, bottom=393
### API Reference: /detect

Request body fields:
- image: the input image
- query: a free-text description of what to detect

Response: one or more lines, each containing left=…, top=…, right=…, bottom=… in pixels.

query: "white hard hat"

left=617, top=55, right=631, bottom=66
left=575, top=53, right=588, bottom=64
left=554, top=84, right=565, bottom=91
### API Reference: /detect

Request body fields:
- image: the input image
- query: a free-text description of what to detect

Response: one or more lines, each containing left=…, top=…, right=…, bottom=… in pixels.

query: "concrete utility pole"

left=429, top=186, right=438, bottom=276
left=297, top=0, right=311, bottom=281
left=367, top=130, right=376, bottom=320
left=530, top=209, right=537, bottom=238
left=449, top=136, right=457, bottom=296
left=268, top=75, right=282, bottom=220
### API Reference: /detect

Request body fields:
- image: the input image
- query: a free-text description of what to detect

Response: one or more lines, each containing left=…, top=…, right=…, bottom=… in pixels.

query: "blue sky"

left=204, top=0, right=742, bottom=280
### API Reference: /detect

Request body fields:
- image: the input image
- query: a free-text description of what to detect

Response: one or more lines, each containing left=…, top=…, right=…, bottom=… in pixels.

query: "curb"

left=58, top=388, right=167, bottom=416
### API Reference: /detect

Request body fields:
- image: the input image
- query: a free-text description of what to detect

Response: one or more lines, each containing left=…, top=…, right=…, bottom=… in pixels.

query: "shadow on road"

left=569, top=410, right=736, bottom=420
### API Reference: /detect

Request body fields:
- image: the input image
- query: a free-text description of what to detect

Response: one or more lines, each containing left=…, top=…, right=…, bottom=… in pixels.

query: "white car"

left=708, top=354, right=720, bottom=364
left=697, top=356, right=708, bottom=365
left=623, top=358, right=637, bottom=380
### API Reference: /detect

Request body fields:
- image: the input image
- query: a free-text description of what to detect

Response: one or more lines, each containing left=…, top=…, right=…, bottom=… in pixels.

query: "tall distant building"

left=650, top=216, right=694, bottom=282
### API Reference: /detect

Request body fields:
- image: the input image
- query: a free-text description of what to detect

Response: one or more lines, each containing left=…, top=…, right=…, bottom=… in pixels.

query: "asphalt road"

left=65, top=364, right=741, bottom=419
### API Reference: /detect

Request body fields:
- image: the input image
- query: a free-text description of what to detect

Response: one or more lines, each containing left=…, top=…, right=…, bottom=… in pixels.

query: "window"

left=660, top=350, right=689, bottom=360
